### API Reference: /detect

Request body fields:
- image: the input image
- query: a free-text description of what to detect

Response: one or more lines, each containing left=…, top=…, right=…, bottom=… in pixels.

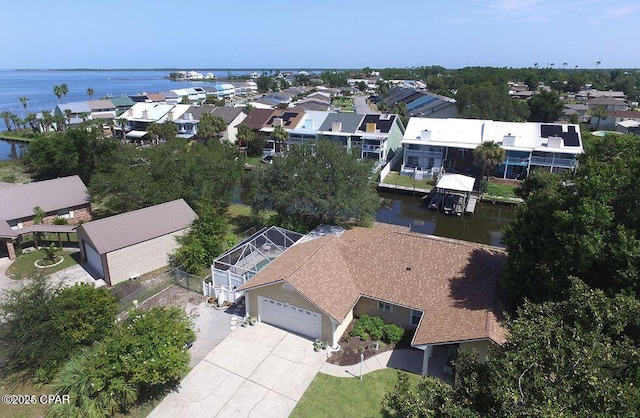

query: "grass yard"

left=382, top=171, right=434, bottom=190
left=0, top=372, right=52, bottom=418
left=0, top=159, right=31, bottom=184
left=291, top=369, right=422, bottom=418
left=6, top=249, right=80, bottom=280
left=486, top=182, right=520, bottom=199
left=332, top=97, right=355, bottom=113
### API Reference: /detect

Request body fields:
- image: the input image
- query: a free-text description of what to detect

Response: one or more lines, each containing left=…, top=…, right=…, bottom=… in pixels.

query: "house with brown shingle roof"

left=237, top=224, right=507, bottom=376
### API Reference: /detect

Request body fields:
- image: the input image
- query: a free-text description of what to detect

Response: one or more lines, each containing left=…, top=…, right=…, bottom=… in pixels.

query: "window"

left=8, top=220, right=20, bottom=230
left=410, top=310, right=422, bottom=326
left=57, top=208, right=71, bottom=219
left=377, top=301, right=393, bottom=313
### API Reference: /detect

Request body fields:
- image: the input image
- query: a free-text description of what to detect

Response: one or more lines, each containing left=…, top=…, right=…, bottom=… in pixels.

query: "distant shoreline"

left=7, top=68, right=349, bottom=72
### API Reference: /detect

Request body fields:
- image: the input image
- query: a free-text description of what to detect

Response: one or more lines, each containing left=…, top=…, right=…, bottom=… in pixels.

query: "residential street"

left=354, top=95, right=378, bottom=114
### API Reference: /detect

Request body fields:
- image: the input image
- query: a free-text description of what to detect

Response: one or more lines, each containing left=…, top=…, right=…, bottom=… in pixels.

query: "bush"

left=349, top=315, right=404, bottom=344
left=384, top=324, right=405, bottom=344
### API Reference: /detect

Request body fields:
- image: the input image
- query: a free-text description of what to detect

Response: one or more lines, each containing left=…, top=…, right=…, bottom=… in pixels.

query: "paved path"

left=319, top=348, right=423, bottom=378
left=354, top=95, right=378, bottom=114
left=0, top=257, right=19, bottom=293
left=149, top=323, right=327, bottom=418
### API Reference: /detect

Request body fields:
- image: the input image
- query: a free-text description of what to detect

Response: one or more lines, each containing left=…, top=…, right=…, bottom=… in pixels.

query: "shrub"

left=384, top=324, right=405, bottom=344
left=52, top=216, right=68, bottom=225
left=349, top=315, right=404, bottom=344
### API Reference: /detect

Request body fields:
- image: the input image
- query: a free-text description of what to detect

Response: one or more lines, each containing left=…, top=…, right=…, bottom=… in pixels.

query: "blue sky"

left=4, top=0, right=639, bottom=69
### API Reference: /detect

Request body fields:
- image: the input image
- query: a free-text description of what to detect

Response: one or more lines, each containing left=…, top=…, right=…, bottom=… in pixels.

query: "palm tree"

left=271, top=124, right=289, bottom=153
left=26, top=113, right=39, bottom=132
left=41, top=111, right=53, bottom=133
left=197, top=113, right=227, bottom=146
left=60, top=83, right=69, bottom=102
left=562, top=62, right=568, bottom=69
left=592, top=106, right=608, bottom=130
left=596, top=60, right=601, bottom=69
left=10, top=114, right=22, bottom=131
left=53, top=84, right=63, bottom=102
left=19, top=96, right=29, bottom=116
left=87, top=87, right=94, bottom=100
left=0, top=111, right=13, bottom=132
left=473, top=141, right=506, bottom=180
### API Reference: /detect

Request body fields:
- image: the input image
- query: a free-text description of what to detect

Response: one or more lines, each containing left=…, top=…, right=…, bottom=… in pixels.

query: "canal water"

left=376, top=191, right=516, bottom=247
left=0, top=139, right=26, bottom=160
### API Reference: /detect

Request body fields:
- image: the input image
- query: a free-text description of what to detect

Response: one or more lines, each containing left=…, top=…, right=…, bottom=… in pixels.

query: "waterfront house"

left=109, top=96, right=135, bottom=115
left=235, top=225, right=507, bottom=378
left=260, top=109, right=305, bottom=155
left=173, top=105, right=215, bottom=139
left=211, top=107, right=248, bottom=143
left=401, top=117, right=583, bottom=180
left=286, top=110, right=330, bottom=146
left=86, top=99, right=117, bottom=120
left=119, top=102, right=190, bottom=140
left=54, top=102, right=92, bottom=125
left=355, top=114, right=405, bottom=165
left=317, top=113, right=365, bottom=150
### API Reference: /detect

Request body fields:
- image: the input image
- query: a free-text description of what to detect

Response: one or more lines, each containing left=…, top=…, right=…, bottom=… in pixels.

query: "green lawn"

left=382, top=171, right=434, bottom=190
left=291, top=369, right=422, bottom=418
left=486, top=182, right=520, bottom=198
left=332, top=98, right=355, bottom=113
left=0, top=372, right=52, bottom=418
left=6, top=249, right=80, bottom=279
left=0, top=132, right=36, bottom=142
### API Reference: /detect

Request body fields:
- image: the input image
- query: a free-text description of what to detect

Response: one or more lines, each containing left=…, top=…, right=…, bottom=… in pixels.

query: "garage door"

left=84, top=242, right=104, bottom=277
left=258, top=296, right=321, bottom=340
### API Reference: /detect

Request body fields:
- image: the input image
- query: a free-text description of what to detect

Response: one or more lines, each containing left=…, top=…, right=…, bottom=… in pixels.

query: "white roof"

left=403, top=117, right=583, bottom=154
left=616, top=120, right=640, bottom=128
left=290, top=111, right=330, bottom=133
left=436, top=174, right=475, bottom=192
left=126, top=130, right=148, bottom=138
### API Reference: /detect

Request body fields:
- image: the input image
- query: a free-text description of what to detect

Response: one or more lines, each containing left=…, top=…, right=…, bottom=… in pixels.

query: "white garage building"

left=76, top=199, right=197, bottom=286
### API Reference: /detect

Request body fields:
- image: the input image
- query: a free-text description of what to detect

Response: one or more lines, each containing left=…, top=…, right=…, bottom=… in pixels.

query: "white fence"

left=380, top=148, right=405, bottom=182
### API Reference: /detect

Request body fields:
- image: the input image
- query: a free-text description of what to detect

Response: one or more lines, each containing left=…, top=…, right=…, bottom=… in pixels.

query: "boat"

left=443, top=194, right=464, bottom=216
left=426, top=192, right=443, bottom=210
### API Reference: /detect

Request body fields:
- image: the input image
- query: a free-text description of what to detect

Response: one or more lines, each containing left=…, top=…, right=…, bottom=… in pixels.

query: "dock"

left=465, top=195, right=478, bottom=213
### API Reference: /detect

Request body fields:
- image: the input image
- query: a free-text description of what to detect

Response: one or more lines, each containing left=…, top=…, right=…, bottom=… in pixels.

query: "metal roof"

left=78, top=199, right=197, bottom=254
left=0, top=176, right=89, bottom=221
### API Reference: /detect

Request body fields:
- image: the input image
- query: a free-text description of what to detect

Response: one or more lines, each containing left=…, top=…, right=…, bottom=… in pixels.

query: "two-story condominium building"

left=401, top=118, right=583, bottom=180
left=354, top=114, right=405, bottom=165
left=260, top=110, right=305, bottom=155
left=119, top=102, right=190, bottom=140
left=317, top=113, right=365, bottom=149
left=286, top=111, right=330, bottom=146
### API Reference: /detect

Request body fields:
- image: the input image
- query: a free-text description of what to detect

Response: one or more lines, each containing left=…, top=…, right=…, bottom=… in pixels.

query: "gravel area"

left=139, top=285, right=246, bottom=367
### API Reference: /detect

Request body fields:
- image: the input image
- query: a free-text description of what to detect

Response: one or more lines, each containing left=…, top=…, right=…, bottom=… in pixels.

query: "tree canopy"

left=89, top=138, right=244, bottom=217
left=527, top=90, right=564, bottom=122
left=24, top=126, right=120, bottom=184
left=246, top=140, right=380, bottom=231
left=456, top=82, right=530, bottom=122
left=171, top=202, right=235, bottom=275
left=0, top=275, right=118, bottom=378
left=383, top=279, right=640, bottom=417
left=48, top=307, right=195, bottom=417
left=502, top=133, right=640, bottom=303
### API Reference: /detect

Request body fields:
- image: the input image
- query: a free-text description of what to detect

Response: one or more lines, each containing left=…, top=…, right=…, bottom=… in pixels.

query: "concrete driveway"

left=149, top=323, right=327, bottom=418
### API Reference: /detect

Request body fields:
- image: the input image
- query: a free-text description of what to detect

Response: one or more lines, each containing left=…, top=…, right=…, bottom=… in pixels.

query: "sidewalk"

left=319, top=348, right=422, bottom=378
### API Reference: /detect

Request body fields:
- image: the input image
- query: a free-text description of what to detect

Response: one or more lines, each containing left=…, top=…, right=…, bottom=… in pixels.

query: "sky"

left=3, top=0, right=639, bottom=69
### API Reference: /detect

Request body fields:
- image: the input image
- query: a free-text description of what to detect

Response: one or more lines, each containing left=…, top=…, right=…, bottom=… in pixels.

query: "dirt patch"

left=138, top=285, right=201, bottom=310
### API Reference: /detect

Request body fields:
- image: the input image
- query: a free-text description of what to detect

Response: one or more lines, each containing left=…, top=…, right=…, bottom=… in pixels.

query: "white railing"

left=530, top=156, right=577, bottom=167
left=505, top=156, right=529, bottom=164
left=362, top=144, right=382, bottom=151
left=403, top=149, right=442, bottom=159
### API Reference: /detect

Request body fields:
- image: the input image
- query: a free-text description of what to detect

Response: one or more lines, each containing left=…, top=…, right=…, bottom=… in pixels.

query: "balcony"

left=504, top=156, right=529, bottom=166
left=404, top=149, right=443, bottom=159
left=530, top=156, right=577, bottom=168
left=362, top=144, right=383, bottom=152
